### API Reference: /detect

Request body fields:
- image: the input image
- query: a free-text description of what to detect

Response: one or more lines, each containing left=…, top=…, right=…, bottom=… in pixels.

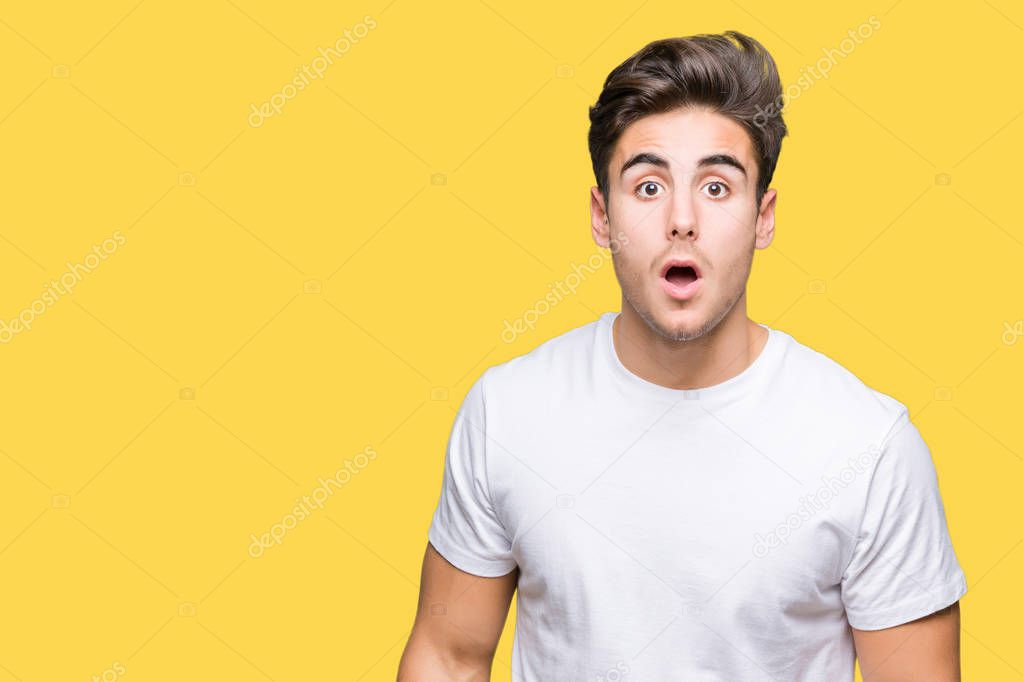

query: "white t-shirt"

left=428, top=311, right=966, bottom=681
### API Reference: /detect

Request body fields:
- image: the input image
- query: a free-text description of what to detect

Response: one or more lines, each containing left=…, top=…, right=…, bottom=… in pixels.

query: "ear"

left=590, top=186, right=610, bottom=248
left=754, top=187, right=777, bottom=249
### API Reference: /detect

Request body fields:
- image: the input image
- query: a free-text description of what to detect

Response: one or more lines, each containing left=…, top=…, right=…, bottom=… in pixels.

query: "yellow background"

left=0, top=1, right=1020, bottom=679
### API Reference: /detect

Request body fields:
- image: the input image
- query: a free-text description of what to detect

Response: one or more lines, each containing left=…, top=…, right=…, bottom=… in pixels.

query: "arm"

left=842, top=411, right=967, bottom=679
left=397, top=542, right=519, bottom=681
left=852, top=601, right=961, bottom=681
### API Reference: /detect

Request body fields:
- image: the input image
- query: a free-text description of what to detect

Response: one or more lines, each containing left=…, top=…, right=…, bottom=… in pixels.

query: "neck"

left=612, top=294, right=768, bottom=391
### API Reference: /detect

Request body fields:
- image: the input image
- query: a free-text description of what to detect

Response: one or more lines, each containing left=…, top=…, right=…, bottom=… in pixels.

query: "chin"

left=642, top=306, right=709, bottom=343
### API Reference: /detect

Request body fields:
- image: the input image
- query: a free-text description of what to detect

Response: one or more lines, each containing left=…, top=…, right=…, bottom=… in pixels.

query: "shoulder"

left=479, top=313, right=606, bottom=399
left=771, top=327, right=909, bottom=441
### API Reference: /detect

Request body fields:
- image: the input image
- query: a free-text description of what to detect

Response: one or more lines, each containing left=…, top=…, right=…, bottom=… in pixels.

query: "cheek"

left=717, top=240, right=757, bottom=284
left=610, top=249, right=647, bottom=289
left=700, top=212, right=757, bottom=255
left=617, top=196, right=668, bottom=225
left=699, top=201, right=756, bottom=231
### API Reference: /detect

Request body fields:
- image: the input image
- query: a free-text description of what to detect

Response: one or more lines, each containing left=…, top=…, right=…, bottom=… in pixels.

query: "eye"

left=634, top=180, right=664, bottom=199
left=701, top=181, right=730, bottom=199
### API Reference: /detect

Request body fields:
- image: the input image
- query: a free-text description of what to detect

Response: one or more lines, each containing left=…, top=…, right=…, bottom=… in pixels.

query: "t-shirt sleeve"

left=840, top=409, right=967, bottom=630
left=427, top=371, right=517, bottom=577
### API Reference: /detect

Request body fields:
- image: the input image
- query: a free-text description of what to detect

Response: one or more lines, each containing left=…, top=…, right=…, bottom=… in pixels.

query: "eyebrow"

left=619, top=151, right=748, bottom=179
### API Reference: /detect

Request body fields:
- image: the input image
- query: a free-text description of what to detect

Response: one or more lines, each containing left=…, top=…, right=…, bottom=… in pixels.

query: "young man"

left=399, top=31, right=966, bottom=681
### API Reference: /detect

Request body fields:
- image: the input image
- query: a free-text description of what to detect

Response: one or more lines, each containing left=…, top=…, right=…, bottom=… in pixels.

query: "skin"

left=398, top=104, right=961, bottom=680
left=397, top=543, right=517, bottom=681
left=853, top=602, right=961, bottom=681
left=589, top=105, right=775, bottom=391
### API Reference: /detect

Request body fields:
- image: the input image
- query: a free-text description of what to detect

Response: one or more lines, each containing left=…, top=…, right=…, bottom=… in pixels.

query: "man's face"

left=590, top=106, right=776, bottom=342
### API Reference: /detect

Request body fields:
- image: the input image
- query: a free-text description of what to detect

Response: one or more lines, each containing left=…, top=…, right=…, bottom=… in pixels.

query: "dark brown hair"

left=587, top=31, right=787, bottom=208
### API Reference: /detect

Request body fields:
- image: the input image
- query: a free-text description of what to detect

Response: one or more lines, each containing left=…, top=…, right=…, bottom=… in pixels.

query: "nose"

left=668, top=187, right=698, bottom=241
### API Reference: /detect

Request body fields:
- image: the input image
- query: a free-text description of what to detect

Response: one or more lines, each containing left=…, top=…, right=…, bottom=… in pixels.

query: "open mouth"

left=659, top=259, right=703, bottom=300
left=664, top=265, right=698, bottom=288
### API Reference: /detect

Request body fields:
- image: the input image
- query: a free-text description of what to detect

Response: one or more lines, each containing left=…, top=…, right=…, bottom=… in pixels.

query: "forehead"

left=612, top=107, right=755, bottom=172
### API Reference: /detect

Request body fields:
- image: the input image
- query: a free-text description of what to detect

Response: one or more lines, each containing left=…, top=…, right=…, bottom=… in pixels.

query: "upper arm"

left=842, top=411, right=966, bottom=679
left=852, top=601, right=961, bottom=681
left=399, top=373, right=520, bottom=679
left=398, top=541, right=518, bottom=680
